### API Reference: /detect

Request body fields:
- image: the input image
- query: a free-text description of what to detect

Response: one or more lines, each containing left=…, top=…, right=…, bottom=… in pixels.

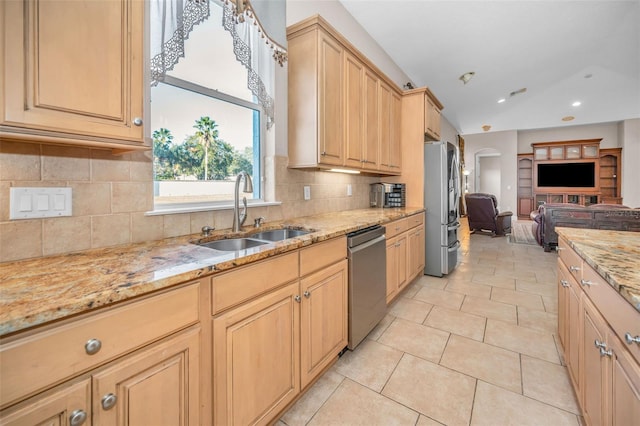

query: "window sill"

left=146, top=200, right=282, bottom=216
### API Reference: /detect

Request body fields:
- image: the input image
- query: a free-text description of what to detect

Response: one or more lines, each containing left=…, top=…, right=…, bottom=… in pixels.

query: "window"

left=151, top=1, right=263, bottom=209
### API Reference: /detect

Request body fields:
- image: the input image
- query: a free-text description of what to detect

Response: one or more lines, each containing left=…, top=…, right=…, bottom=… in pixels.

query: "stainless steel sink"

left=250, top=228, right=310, bottom=242
left=197, top=238, right=268, bottom=251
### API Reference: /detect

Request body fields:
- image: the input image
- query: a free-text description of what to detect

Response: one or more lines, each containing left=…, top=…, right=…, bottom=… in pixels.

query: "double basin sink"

left=196, top=228, right=310, bottom=252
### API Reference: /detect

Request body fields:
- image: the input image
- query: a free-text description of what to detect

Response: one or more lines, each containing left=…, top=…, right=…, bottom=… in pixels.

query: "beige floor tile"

left=472, top=273, right=516, bottom=289
left=414, top=275, right=448, bottom=290
left=444, top=280, right=492, bottom=298
left=367, top=314, right=395, bottom=341
left=382, top=354, right=476, bottom=426
left=460, top=296, right=517, bottom=324
left=518, top=306, right=558, bottom=334
left=491, top=287, right=545, bottom=311
left=400, top=281, right=421, bottom=298
left=484, top=319, right=560, bottom=364
left=279, top=370, right=344, bottom=426
left=471, top=381, right=579, bottom=426
left=516, top=280, right=558, bottom=298
left=379, top=318, right=450, bottom=363
left=308, top=378, right=419, bottom=426
left=424, top=305, right=486, bottom=341
left=494, top=268, right=541, bottom=282
left=334, top=339, right=403, bottom=392
left=414, top=287, right=465, bottom=310
left=417, top=415, right=444, bottom=425
left=389, top=297, right=434, bottom=323
left=536, top=269, right=558, bottom=285
left=521, top=355, right=581, bottom=415
left=543, top=295, right=559, bottom=313
left=440, top=335, right=522, bottom=393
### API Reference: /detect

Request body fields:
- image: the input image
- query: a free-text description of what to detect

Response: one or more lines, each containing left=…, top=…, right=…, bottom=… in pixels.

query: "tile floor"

left=278, top=219, right=582, bottom=426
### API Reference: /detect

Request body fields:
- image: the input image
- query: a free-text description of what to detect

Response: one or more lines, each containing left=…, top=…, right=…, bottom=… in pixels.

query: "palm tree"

left=193, top=117, right=219, bottom=180
left=152, top=128, right=175, bottom=179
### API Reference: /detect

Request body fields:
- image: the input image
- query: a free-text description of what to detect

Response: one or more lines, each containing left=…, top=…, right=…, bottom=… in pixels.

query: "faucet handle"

left=254, top=217, right=265, bottom=228
left=201, top=226, right=215, bottom=236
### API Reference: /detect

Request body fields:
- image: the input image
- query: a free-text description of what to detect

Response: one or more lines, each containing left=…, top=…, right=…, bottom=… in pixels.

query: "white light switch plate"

left=10, top=187, right=72, bottom=219
left=303, top=185, right=311, bottom=200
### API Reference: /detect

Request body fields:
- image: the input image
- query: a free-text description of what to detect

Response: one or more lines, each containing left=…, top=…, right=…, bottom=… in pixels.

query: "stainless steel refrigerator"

left=424, top=141, right=461, bottom=277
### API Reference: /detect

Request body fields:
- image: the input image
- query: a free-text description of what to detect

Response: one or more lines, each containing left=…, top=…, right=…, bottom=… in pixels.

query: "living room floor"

left=278, top=218, right=582, bottom=426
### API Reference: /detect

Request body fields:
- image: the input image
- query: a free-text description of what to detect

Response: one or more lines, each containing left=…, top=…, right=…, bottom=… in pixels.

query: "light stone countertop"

left=556, top=227, right=640, bottom=312
left=0, top=208, right=424, bottom=337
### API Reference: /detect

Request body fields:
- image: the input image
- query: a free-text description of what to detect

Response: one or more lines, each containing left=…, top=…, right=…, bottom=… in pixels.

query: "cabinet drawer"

left=407, top=213, right=424, bottom=229
left=0, top=282, right=200, bottom=408
left=385, top=218, right=408, bottom=239
left=211, top=252, right=299, bottom=314
left=581, top=263, right=640, bottom=364
left=300, top=236, right=347, bottom=277
left=558, top=237, right=583, bottom=281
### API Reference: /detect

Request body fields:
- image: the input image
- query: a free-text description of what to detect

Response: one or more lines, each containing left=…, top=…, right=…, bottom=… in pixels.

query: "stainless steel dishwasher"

left=347, top=225, right=387, bottom=350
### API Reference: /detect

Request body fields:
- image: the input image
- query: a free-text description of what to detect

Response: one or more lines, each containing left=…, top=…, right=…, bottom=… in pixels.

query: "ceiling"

left=339, top=0, right=640, bottom=135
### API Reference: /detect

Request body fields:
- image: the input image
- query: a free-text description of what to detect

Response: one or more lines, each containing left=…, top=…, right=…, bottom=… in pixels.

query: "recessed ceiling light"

left=497, top=98, right=506, bottom=104
left=572, top=101, right=581, bottom=107
left=562, top=116, right=575, bottom=122
left=482, top=125, right=491, bottom=131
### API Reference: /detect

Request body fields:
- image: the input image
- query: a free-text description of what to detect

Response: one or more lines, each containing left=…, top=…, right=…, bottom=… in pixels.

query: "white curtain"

left=149, top=0, right=210, bottom=86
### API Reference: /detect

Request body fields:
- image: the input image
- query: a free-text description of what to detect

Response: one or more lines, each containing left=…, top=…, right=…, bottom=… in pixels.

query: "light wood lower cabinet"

left=385, top=214, right=425, bottom=303
left=212, top=283, right=300, bottom=426
left=557, top=237, right=640, bottom=426
left=386, top=232, right=407, bottom=303
left=407, top=225, right=425, bottom=282
left=211, top=238, right=348, bottom=425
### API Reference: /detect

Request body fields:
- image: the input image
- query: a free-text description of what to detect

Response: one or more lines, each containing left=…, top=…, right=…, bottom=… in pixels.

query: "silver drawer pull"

left=132, top=117, right=143, bottom=126
left=85, top=338, right=102, bottom=355
left=101, top=393, right=118, bottom=410
left=599, top=347, right=613, bottom=358
left=303, top=290, right=311, bottom=298
left=569, top=265, right=580, bottom=272
left=294, top=295, right=301, bottom=303
left=69, top=409, right=88, bottom=426
left=580, top=279, right=596, bottom=287
left=625, top=333, right=640, bottom=345
left=560, top=280, right=569, bottom=288
left=594, top=339, right=607, bottom=349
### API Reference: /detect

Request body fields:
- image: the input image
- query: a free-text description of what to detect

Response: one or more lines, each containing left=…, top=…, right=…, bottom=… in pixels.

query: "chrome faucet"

left=232, top=171, right=253, bottom=232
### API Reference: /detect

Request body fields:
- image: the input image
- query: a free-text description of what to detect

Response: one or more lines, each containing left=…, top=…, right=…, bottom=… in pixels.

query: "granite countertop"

left=556, top=227, right=640, bottom=312
left=0, top=207, right=423, bottom=337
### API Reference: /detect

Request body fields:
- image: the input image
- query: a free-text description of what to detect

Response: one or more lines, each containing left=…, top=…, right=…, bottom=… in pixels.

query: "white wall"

left=621, top=118, right=640, bottom=207
left=478, top=155, right=501, bottom=197
left=461, top=130, right=518, bottom=214
left=517, top=122, right=620, bottom=153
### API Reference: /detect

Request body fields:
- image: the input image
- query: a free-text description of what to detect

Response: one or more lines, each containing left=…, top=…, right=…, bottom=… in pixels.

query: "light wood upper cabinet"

left=287, top=15, right=402, bottom=175
left=0, top=0, right=147, bottom=152
left=424, top=89, right=444, bottom=141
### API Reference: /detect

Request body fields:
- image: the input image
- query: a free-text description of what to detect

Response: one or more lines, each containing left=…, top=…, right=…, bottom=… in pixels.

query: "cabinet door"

left=378, top=81, right=392, bottom=171
left=609, top=336, right=640, bottom=426
left=300, top=260, right=348, bottom=388
left=0, top=379, right=91, bottom=426
left=397, top=233, right=408, bottom=291
left=557, top=263, right=570, bottom=351
left=386, top=236, right=399, bottom=302
left=408, top=225, right=425, bottom=282
left=1, top=0, right=144, bottom=145
left=362, top=69, right=380, bottom=170
left=317, top=31, right=343, bottom=166
left=425, top=95, right=441, bottom=141
left=92, top=327, right=200, bottom=426
left=389, top=92, right=402, bottom=173
left=213, top=283, right=300, bottom=426
left=567, top=276, right=581, bottom=390
left=343, top=52, right=364, bottom=168
left=582, top=298, right=608, bottom=426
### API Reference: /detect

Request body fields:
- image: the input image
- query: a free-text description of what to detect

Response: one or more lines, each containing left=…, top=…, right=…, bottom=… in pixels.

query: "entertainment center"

left=517, top=139, right=623, bottom=219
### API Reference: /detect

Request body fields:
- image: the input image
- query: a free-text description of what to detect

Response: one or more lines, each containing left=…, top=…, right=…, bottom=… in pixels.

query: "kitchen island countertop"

left=0, top=208, right=423, bottom=337
left=556, top=227, right=640, bottom=312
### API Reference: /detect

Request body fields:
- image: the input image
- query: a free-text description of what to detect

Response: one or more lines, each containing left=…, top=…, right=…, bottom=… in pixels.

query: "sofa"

left=530, top=203, right=640, bottom=252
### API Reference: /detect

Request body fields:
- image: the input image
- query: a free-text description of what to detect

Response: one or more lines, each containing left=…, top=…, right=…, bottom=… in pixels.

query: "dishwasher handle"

left=348, top=235, right=385, bottom=255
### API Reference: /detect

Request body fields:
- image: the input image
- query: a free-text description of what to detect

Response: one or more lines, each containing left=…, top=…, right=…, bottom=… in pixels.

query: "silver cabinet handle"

left=594, top=340, right=607, bottom=349
left=599, top=347, right=613, bottom=357
left=101, top=393, right=117, bottom=410
left=303, top=290, right=311, bottom=298
left=132, top=117, right=143, bottom=126
left=560, top=280, right=569, bottom=288
left=294, top=295, right=301, bottom=303
left=625, top=332, right=640, bottom=345
left=580, top=279, right=596, bottom=287
left=69, top=409, right=88, bottom=426
left=85, top=338, right=102, bottom=355
left=555, top=246, right=565, bottom=251
left=569, top=265, right=580, bottom=272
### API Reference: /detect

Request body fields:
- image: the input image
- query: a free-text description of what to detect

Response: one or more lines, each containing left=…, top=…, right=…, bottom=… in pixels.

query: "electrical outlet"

left=347, top=184, right=352, bottom=196
left=303, top=185, right=311, bottom=200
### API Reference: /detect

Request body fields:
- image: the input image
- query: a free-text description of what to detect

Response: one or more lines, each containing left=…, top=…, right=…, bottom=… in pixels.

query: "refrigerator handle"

left=447, top=241, right=461, bottom=252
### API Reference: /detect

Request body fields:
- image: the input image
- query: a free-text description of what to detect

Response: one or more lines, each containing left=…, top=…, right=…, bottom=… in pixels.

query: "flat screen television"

left=537, top=162, right=596, bottom=187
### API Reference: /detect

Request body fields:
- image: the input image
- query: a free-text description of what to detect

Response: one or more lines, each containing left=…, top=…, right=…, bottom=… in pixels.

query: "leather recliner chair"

left=464, top=193, right=513, bottom=236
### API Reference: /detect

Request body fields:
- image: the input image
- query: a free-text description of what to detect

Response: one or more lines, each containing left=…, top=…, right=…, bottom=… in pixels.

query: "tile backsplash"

left=0, top=141, right=377, bottom=262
